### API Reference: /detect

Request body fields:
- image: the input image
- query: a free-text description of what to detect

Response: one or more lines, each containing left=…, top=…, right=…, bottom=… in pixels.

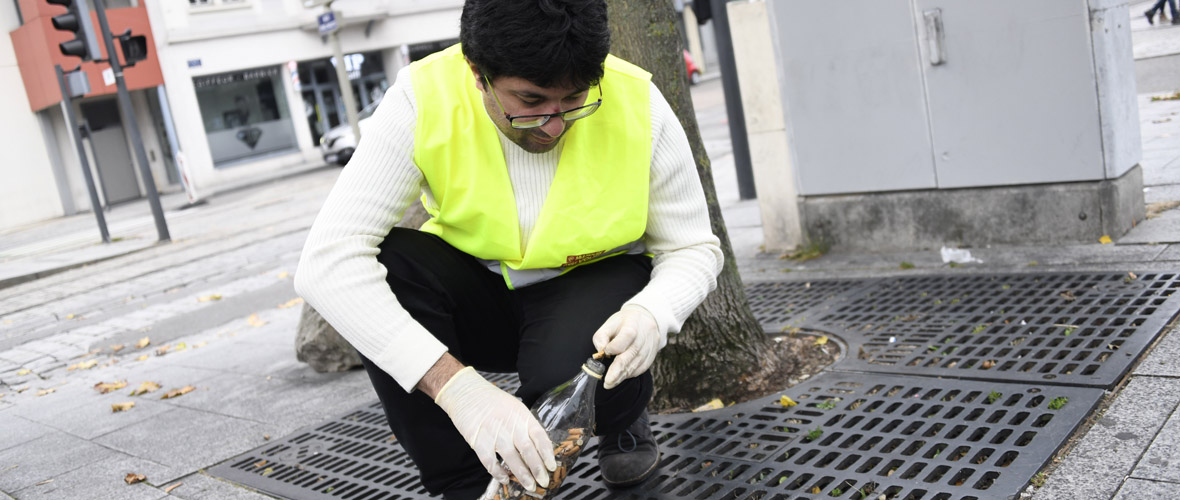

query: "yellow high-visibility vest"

left=411, top=44, right=652, bottom=280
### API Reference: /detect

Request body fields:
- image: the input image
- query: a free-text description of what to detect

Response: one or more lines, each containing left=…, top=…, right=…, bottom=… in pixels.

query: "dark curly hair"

left=460, top=0, right=610, bottom=90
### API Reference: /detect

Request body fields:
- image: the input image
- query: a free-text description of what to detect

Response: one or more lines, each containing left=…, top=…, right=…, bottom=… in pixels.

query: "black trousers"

left=361, top=228, right=654, bottom=497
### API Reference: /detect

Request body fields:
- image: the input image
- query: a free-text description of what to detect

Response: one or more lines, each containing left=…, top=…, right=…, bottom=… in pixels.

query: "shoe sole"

left=602, top=451, right=661, bottom=489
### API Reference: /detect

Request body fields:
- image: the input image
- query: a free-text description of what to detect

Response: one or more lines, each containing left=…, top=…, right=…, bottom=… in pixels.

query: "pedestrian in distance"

left=294, top=0, right=722, bottom=498
left=1145, top=0, right=1179, bottom=25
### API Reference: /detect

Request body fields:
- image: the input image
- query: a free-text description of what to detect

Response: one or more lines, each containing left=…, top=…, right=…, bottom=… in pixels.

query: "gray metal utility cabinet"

left=745, top=0, right=1144, bottom=252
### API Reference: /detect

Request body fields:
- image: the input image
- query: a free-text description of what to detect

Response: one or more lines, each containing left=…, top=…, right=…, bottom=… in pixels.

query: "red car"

left=684, top=50, right=702, bottom=85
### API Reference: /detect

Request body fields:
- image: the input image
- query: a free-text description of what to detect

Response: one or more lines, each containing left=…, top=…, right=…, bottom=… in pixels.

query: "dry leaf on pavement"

left=136, top=355, right=149, bottom=362
left=16, top=368, right=30, bottom=376
left=277, top=271, right=290, bottom=279
left=814, top=336, right=829, bottom=346
left=130, top=381, right=161, bottom=396
left=123, top=473, right=146, bottom=484
left=94, top=381, right=128, bottom=394
left=65, top=313, right=76, bottom=320
left=197, top=294, right=222, bottom=302
left=1099, top=235, right=1112, bottom=244
left=135, top=337, right=150, bottom=349
left=36, top=388, right=55, bottom=397
left=155, top=345, right=171, bottom=356
left=112, top=402, right=136, bottom=413
left=161, top=385, right=195, bottom=399
left=14, top=385, right=29, bottom=393
left=247, top=314, right=267, bottom=327
left=110, top=344, right=125, bottom=352
left=780, top=395, right=798, bottom=408
left=68, top=359, right=98, bottom=371
left=164, top=482, right=182, bottom=493
left=277, top=297, right=304, bottom=309
left=692, top=398, right=724, bottom=412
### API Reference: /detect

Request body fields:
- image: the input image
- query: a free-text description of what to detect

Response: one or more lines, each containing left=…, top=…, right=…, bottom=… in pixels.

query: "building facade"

left=1, top=0, right=462, bottom=232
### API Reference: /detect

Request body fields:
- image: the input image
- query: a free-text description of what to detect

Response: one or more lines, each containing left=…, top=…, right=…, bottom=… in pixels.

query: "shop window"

left=194, top=66, right=299, bottom=167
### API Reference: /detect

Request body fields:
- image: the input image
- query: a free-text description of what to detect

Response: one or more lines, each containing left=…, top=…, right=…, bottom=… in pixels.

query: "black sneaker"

left=1146, top=11, right=1155, bottom=25
left=597, top=410, right=659, bottom=488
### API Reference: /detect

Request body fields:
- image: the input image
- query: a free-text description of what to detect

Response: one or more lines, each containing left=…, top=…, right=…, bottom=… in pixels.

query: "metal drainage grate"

left=211, top=372, right=1102, bottom=500
left=810, top=273, right=1180, bottom=387
left=745, top=280, right=872, bottom=333
left=209, top=272, right=1177, bottom=500
left=208, top=373, right=521, bottom=500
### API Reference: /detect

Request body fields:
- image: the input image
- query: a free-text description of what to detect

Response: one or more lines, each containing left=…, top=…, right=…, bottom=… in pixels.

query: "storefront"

left=297, top=51, right=389, bottom=146
left=194, top=66, right=300, bottom=167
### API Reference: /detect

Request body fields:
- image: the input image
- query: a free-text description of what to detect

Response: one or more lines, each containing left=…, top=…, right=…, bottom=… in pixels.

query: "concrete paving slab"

left=169, top=329, right=311, bottom=380
left=93, top=407, right=269, bottom=484
left=1135, top=326, right=1180, bottom=377
left=0, top=431, right=117, bottom=492
left=11, top=453, right=172, bottom=500
left=0, top=414, right=53, bottom=452
left=1144, top=183, right=1180, bottom=204
left=1120, top=213, right=1180, bottom=244
left=1131, top=404, right=1180, bottom=482
left=1112, top=477, right=1180, bottom=499
left=48, top=396, right=177, bottom=441
left=1033, top=376, right=1180, bottom=500
left=162, top=370, right=372, bottom=437
left=161, top=472, right=276, bottom=500
left=1155, top=244, right=1180, bottom=262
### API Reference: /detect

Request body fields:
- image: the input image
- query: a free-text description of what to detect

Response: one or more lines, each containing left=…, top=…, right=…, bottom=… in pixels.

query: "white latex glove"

left=434, top=367, right=557, bottom=491
left=592, top=305, right=665, bottom=390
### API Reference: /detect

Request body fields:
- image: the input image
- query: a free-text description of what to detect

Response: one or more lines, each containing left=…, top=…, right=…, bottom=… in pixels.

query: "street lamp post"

left=306, top=0, right=361, bottom=143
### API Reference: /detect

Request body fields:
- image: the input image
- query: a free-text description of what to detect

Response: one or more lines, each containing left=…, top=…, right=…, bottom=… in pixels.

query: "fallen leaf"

left=16, top=368, right=30, bottom=376
left=814, top=336, right=829, bottom=346
left=247, top=314, right=267, bottom=328
left=14, top=385, right=29, bottom=393
left=65, top=313, right=76, bottom=320
left=130, top=381, right=161, bottom=396
left=112, top=402, right=136, bottom=413
left=780, top=395, right=798, bottom=408
left=136, top=337, right=150, bottom=349
left=277, top=271, right=290, bottom=279
left=277, top=297, right=304, bottom=309
left=174, top=343, right=187, bottom=352
left=36, top=388, right=55, bottom=397
left=124, top=473, right=146, bottom=484
left=253, top=460, right=268, bottom=468
left=136, top=355, right=149, bottom=362
left=164, top=482, right=182, bottom=493
left=692, top=398, right=724, bottom=412
left=110, top=344, right=125, bottom=352
left=35, top=479, right=53, bottom=486
left=197, top=294, right=223, bottom=303
left=94, top=381, right=128, bottom=394
left=155, top=345, right=171, bottom=356
left=811, top=486, right=821, bottom=494
left=68, top=359, right=99, bottom=371
left=262, top=467, right=275, bottom=476
left=1099, top=235, right=1112, bottom=244
left=193, top=341, right=208, bottom=349
left=161, top=385, right=196, bottom=399
left=981, top=360, right=996, bottom=369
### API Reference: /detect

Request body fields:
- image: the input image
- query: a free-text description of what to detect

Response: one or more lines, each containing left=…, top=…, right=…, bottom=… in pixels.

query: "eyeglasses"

left=484, top=75, right=603, bottom=129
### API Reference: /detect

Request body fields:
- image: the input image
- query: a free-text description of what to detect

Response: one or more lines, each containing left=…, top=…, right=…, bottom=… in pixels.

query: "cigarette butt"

left=592, top=351, right=605, bottom=359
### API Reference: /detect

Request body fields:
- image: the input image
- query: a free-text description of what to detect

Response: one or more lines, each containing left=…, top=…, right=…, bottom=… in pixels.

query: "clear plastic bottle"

left=480, top=356, right=606, bottom=500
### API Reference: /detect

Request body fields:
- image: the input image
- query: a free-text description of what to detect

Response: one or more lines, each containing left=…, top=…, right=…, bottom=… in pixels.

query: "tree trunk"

left=606, top=0, right=784, bottom=410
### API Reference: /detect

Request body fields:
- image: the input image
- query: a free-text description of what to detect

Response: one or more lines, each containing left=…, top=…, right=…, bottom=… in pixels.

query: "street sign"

left=317, top=11, right=338, bottom=35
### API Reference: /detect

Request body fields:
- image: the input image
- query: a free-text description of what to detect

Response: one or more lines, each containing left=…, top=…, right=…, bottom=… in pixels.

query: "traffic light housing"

left=47, top=0, right=102, bottom=62
left=117, top=29, right=148, bottom=67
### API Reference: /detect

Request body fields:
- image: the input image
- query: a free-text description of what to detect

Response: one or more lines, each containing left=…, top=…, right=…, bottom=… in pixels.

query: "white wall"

left=144, top=0, right=462, bottom=193
left=0, top=3, right=66, bottom=230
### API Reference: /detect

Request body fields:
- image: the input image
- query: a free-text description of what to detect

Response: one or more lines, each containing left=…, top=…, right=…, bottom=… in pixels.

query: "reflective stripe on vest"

left=410, top=44, right=652, bottom=285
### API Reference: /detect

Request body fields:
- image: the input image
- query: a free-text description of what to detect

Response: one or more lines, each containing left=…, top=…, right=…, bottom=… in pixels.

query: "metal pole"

left=92, top=0, right=170, bottom=242
left=55, top=65, right=110, bottom=244
left=329, top=9, right=362, bottom=143
left=711, top=0, right=757, bottom=200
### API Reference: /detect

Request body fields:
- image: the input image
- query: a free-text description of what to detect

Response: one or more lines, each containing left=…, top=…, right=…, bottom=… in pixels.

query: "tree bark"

left=606, top=0, right=783, bottom=410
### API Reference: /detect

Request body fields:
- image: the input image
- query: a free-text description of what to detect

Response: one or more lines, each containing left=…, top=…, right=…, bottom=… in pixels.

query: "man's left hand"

left=592, top=305, right=664, bottom=389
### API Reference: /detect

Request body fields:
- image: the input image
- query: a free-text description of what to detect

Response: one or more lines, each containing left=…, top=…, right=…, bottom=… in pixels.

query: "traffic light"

left=117, top=29, right=148, bottom=67
left=47, top=0, right=102, bottom=62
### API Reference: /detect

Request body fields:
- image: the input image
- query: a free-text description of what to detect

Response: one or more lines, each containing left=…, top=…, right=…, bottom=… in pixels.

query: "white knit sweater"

left=295, top=66, right=722, bottom=392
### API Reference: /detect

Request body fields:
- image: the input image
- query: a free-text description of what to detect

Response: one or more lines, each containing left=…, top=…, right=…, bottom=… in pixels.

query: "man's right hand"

left=433, top=366, right=557, bottom=492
